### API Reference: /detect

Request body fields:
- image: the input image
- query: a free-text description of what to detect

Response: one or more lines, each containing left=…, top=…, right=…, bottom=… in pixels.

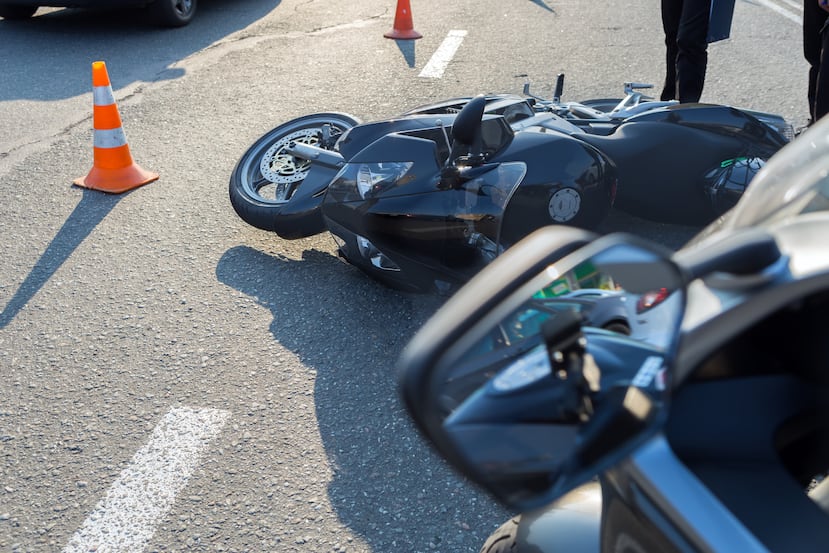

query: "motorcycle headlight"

left=355, top=162, right=414, bottom=199
left=331, top=162, right=414, bottom=201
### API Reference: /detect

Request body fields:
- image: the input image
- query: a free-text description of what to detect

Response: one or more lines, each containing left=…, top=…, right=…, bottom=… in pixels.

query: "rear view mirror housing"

left=398, top=228, right=687, bottom=511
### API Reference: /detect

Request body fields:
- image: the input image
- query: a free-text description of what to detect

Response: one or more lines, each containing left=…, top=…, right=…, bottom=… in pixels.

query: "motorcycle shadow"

left=598, top=208, right=702, bottom=250
left=215, top=244, right=508, bottom=551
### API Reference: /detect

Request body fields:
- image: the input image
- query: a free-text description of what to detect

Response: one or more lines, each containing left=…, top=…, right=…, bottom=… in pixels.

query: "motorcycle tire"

left=229, top=113, right=360, bottom=233
left=479, top=516, right=520, bottom=553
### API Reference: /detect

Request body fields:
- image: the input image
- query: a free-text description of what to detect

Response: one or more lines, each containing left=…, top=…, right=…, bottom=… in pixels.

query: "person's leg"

left=814, top=19, right=829, bottom=120
left=675, top=0, right=711, bottom=103
left=661, top=0, right=682, bottom=101
left=805, top=0, right=828, bottom=120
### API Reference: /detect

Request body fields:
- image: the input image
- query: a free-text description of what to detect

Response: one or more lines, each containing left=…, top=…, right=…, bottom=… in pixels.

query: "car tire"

left=149, top=0, right=196, bottom=27
left=603, top=321, right=631, bottom=335
left=0, top=5, right=38, bottom=19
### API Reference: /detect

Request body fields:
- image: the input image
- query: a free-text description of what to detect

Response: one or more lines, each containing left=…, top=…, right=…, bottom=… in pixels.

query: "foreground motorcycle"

left=398, top=117, right=829, bottom=552
left=229, top=77, right=792, bottom=293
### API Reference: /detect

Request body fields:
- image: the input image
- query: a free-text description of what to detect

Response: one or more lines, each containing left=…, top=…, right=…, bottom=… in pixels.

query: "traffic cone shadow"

left=73, top=61, right=159, bottom=194
left=384, top=0, right=422, bottom=40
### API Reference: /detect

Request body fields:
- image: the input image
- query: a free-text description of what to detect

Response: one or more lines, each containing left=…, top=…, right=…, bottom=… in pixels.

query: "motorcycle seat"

left=574, top=120, right=740, bottom=164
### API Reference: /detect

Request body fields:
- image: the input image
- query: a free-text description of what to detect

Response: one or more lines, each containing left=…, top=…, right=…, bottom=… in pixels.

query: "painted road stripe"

left=756, top=0, right=801, bottom=24
left=774, top=0, right=801, bottom=13
left=419, top=30, right=468, bottom=79
left=63, top=407, right=231, bottom=553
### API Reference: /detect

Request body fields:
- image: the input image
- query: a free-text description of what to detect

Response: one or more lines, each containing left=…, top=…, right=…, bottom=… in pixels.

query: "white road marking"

left=63, top=407, right=231, bottom=553
left=756, top=0, right=801, bottom=24
left=419, top=30, right=468, bottom=79
left=774, top=0, right=802, bottom=13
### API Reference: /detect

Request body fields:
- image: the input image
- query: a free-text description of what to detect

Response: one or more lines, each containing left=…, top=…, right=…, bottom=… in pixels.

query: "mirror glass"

left=424, top=241, right=685, bottom=509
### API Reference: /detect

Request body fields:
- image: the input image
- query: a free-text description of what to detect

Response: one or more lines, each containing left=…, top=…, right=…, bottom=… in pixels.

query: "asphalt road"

left=0, top=0, right=808, bottom=551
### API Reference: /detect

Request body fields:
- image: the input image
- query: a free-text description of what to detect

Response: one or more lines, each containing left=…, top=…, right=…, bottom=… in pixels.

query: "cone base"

left=74, top=163, right=159, bottom=194
left=384, top=28, right=422, bottom=40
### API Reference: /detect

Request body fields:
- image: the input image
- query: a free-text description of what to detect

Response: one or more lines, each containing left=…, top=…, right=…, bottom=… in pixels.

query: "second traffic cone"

left=74, top=61, right=159, bottom=194
left=384, top=0, right=422, bottom=40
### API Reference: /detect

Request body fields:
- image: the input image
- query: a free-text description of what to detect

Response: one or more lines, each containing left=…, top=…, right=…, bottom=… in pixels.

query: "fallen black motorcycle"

left=398, top=118, right=829, bottom=552
left=229, top=76, right=792, bottom=293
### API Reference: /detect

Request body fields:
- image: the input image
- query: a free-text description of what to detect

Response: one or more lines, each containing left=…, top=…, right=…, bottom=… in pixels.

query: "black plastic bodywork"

left=576, top=104, right=785, bottom=225
left=274, top=95, right=787, bottom=292
left=322, top=114, right=615, bottom=293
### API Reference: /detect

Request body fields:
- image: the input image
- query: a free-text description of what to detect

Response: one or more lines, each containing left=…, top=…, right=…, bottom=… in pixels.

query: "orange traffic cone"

left=384, top=0, right=422, bottom=40
left=74, top=61, right=159, bottom=194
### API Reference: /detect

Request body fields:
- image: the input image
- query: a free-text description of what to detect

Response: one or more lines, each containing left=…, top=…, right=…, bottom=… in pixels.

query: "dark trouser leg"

left=661, top=0, right=681, bottom=101
left=805, top=0, right=829, bottom=121
left=804, top=0, right=825, bottom=121
left=675, top=0, right=711, bottom=103
left=816, top=24, right=829, bottom=120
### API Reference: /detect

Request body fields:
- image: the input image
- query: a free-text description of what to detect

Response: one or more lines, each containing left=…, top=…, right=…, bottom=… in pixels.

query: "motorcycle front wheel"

left=229, top=113, right=360, bottom=233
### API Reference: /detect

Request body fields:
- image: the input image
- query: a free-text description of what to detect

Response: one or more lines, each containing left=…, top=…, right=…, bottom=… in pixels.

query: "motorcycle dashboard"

left=399, top=115, right=514, bottom=164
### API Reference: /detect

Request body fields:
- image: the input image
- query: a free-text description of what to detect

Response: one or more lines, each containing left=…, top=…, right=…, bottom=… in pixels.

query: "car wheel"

left=150, top=0, right=196, bottom=27
left=0, top=5, right=38, bottom=19
left=603, top=321, right=631, bottom=335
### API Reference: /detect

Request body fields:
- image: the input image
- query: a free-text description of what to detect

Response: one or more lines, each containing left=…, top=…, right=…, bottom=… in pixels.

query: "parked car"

left=0, top=0, right=196, bottom=27
left=500, top=289, right=632, bottom=345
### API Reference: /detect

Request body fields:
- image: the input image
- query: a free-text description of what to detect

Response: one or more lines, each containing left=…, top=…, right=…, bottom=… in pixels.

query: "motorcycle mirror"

left=452, top=95, right=487, bottom=146
left=398, top=229, right=686, bottom=512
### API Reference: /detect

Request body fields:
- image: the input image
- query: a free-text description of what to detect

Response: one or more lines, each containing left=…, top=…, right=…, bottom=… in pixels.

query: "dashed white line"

left=755, top=0, right=801, bottom=24
left=63, top=407, right=231, bottom=553
left=774, top=0, right=802, bottom=13
left=419, top=30, right=468, bottom=79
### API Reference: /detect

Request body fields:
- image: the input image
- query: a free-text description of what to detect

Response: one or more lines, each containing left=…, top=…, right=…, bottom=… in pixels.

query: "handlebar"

left=523, top=73, right=668, bottom=120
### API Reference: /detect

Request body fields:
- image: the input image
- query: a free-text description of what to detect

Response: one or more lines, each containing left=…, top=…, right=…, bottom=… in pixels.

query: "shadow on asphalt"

left=0, top=188, right=121, bottom=329
left=211, top=210, right=703, bottom=549
left=391, top=38, right=417, bottom=68
left=0, top=0, right=281, bottom=102
left=599, top=208, right=702, bottom=251
left=216, top=244, right=508, bottom=551
left=529, top=0, right=555, bottom=13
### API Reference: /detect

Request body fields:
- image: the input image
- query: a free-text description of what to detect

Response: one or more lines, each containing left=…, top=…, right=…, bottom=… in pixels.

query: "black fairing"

left=322, top=134, right=474, bottom=291
left=577, top=109, right=781, bottom=225
left=336, top=115, right=458, bottom=160
left=497, top=131, right=616, bottom=239
left=626, top=104, right=789, bottom=150
left=323, top=124, right=615, bottom=291
left=325, top=188, right=495, bottom=291
left=573, top=104, right=787, bottom=226
left=271, top=164, right=340, bottom=239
